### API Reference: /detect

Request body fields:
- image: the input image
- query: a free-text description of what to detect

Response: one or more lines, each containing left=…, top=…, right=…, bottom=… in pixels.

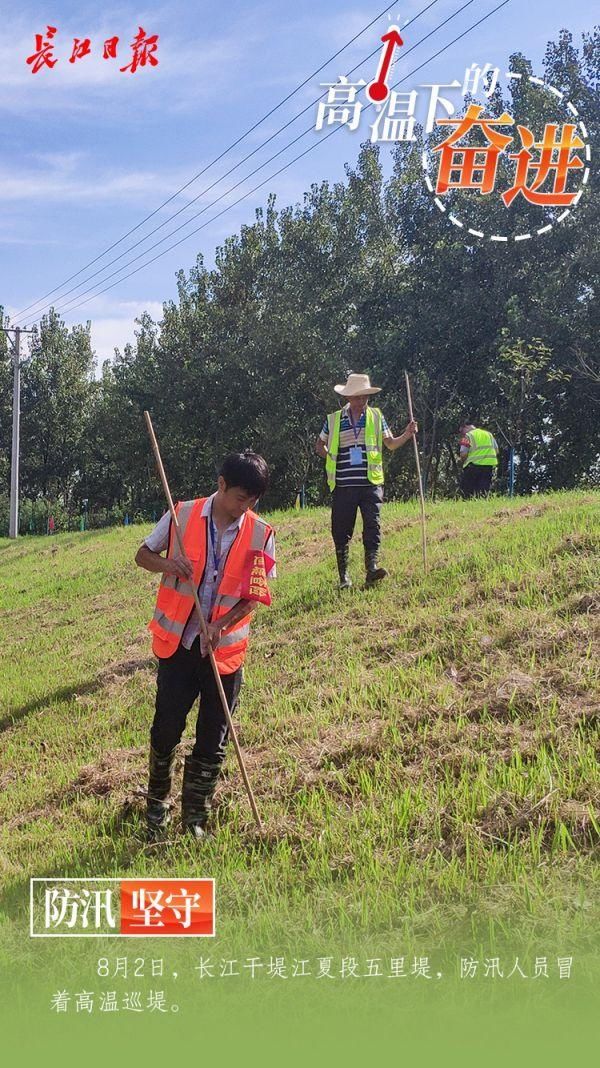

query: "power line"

left=13, top=0, right=444, bottom=324
left=45, top=1, right=513, bottom=321
left=32, top=0, right=487, bottom=322
left=23, top=0, right=461, bottom=322
left=12, top=0, right=444, bottom=325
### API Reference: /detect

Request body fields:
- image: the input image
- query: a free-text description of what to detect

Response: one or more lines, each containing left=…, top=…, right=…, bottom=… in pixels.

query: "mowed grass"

left=0, top=491, right=599, bottom=964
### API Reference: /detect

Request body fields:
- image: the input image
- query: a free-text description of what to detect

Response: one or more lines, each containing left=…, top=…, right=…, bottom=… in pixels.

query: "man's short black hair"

left=219, top=451, right=269, bottom=497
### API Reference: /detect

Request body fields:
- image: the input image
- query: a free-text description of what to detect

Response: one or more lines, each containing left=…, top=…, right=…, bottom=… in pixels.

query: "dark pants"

left=331, top=484, right=383, bottom=552
left=151, top=638, right=242, bottom=762
left=462, top=465, right=494, bottom=499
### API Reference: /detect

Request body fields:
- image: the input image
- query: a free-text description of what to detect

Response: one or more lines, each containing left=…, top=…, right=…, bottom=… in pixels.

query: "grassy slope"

left=0, top=491, right=599, bottom=964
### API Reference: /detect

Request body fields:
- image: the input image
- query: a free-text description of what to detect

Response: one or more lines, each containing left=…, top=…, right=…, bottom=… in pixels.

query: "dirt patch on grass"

left=411, top=787, right=600, bottom=860
left=489, top=504, right=549, bottom=523
left=6, top=748, right=149, bottom=828
left=553, top=533, right=598, bottom=557
left=364, top=644, right=420, bottom=667
left=220, top=720, right=387, bottom=803
left=0, top=768, right=18, bottom=791
left=72, top=747, right=147, bottom=801
left=7, top=805, right=52, bottom=830
left=516, top=504, right=549, bottom=518
left=573, top=593, right=600, bottom=615
left=457, top=668, right=560, bottom=722
left=433, top=527, right=460, bottom=543
left=388, top=517, right=421, bottom=532
left=577, top=704, right=600, bottom=735
left=101, top=657, right=155, bottom=683
left=494, top=671, right=537, bottom=703
left=475, top=790, right=600, bottom=851
left=399, top=718, right=552, bottom=779
left=314, top=720, right=386, bottom=770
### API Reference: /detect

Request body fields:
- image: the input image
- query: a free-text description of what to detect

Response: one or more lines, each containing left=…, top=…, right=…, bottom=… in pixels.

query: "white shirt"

left=144, top=493, right=276, bottom=654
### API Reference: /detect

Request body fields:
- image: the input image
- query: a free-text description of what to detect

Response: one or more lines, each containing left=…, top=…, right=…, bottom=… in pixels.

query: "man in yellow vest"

left=135, top=451, right=275, bottom=841
left=315, top=373, right=417, bottom=588
left=459, top=421, right=499, bottom=498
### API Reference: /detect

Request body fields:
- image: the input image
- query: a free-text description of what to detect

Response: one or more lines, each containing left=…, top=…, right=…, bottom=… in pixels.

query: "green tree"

left=19, top=310, right=95, bottom=507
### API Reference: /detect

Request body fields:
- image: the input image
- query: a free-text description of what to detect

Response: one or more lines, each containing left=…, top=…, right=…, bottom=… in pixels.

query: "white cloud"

left=0, top=226, right=59, bottom=246
left=4, top=295, right=166, bottom=365
left=0, top=156, right=222, bottom=205
left=84, top=301, right=164, bottom=364
left=0, top=7, right=266, bottom=115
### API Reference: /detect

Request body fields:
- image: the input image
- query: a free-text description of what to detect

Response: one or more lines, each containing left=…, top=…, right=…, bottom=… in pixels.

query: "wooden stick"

left=144, top=410, right=264, bottom=835
left=404, top=372, right=428, bottom=575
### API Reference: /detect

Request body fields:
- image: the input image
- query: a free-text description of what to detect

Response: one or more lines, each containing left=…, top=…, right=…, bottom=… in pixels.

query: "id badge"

left=349, top=445, right=363, bottom=467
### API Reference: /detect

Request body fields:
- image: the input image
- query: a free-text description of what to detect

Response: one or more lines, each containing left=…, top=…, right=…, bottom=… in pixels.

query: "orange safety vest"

left=148, top=497, right=273, bottom=674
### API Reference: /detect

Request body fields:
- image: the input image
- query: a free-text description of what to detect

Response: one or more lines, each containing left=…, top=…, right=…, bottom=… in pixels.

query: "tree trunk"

left=445, top=441, right=462, bottom=496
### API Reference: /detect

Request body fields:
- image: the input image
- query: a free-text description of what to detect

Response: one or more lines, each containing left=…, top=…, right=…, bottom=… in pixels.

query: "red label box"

left=120, top=880, right=214, bottom=936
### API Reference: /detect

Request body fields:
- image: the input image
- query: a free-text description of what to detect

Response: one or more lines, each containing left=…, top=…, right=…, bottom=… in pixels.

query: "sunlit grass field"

left=1, top=490, right=598, bottom=968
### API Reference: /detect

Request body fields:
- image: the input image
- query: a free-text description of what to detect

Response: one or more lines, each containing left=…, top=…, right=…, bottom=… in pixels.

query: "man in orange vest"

left=135, top=451, right=275, bottom=841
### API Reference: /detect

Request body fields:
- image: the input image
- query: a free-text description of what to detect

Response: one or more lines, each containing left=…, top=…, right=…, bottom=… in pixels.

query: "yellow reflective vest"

left=325, top=406, right=384, bottom=490
left=463, top=428, right=498, bottom=467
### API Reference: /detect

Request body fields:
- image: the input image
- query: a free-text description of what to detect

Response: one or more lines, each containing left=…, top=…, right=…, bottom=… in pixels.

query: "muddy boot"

left=365, top=550, right=388, bottom=586
left=336, top=546, right=353, bottom=590
left=146, top=744, right=177, bottom=841
left=181, top=754, right=222, bottom=839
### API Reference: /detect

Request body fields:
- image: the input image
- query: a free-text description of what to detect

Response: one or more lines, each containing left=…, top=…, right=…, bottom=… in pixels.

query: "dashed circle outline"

left=420, top=71, right=591, bottom=242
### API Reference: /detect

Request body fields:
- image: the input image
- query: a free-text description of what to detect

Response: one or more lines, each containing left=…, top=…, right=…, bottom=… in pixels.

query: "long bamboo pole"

left=144, top=410, right=263, bottom=834
left=404, top=373, right=428, bottom=575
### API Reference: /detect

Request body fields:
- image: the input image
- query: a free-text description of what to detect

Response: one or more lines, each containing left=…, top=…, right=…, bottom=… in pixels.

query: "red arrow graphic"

left=366, top=26, right=404, bottom=103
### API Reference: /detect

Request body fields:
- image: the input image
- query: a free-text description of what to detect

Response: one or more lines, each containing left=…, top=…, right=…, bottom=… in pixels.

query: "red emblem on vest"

left=240, top=549, right=272, bottom=605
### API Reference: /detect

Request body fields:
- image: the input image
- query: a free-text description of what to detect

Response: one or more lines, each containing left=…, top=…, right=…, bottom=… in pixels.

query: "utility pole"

left=1, top=325, right=34, bottom=539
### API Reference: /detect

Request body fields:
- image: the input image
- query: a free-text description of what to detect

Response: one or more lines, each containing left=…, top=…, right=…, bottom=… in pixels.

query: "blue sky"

left=0, top=0, right=596, bottom=363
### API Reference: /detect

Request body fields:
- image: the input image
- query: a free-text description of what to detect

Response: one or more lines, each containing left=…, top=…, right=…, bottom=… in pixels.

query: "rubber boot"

left=365, top=549, right=388, bottom=585
left=181, top=754, right=222, bottom=839
left=336, top=546, right=353, bottom=590
left=146, top=744, right=177, bottom=841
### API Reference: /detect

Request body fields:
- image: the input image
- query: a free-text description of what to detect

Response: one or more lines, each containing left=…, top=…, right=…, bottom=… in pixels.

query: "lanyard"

left=348, top=407, right=364, bottom=441
left=209, top=507, right=222, bottom=581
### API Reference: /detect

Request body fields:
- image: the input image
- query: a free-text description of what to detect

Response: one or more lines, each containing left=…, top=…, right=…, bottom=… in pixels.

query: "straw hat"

left=334, top=372, right=381, bottom=397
